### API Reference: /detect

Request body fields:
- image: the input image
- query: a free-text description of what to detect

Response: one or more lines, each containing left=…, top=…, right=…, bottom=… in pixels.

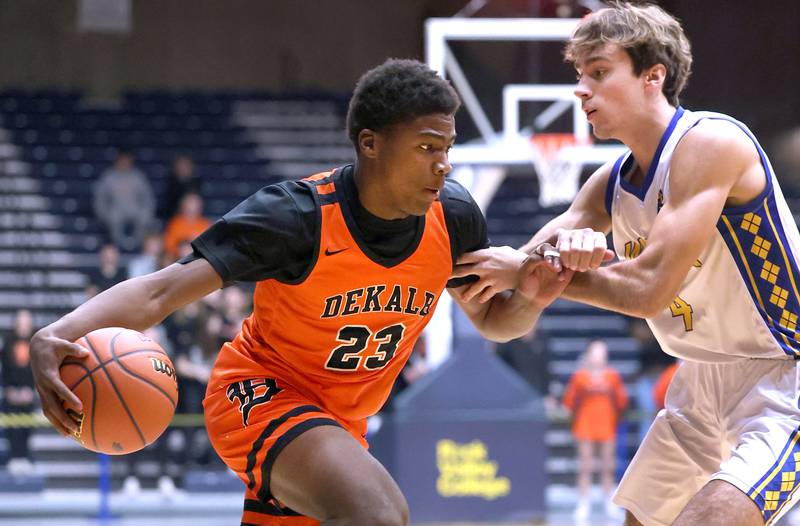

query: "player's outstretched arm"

left=30, top=259, right=222, bottom=436
left=450, top=163, right=614, bottom=300
left=449, top=256, right=575, bottom=342
left=564, top=120, right=765, bottom=317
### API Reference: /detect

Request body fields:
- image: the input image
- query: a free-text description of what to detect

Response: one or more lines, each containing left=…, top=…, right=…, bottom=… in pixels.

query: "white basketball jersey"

left=608, top=107, right=800, bottom=363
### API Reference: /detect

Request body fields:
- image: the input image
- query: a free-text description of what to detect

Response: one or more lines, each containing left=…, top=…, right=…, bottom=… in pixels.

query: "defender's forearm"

left=562, top=263, right=672, bottom=319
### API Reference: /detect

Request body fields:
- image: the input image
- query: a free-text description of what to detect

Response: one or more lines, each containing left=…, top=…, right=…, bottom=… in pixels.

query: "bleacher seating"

left=0, top=89, right=353, bottom=489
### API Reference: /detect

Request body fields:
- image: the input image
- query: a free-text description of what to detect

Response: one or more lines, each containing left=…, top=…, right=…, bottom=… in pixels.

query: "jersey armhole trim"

left=605, top=153, right=626, bottom=216
left=439, top=195, right=459, bottom=269
left=686, top=117, right=776, bottom=216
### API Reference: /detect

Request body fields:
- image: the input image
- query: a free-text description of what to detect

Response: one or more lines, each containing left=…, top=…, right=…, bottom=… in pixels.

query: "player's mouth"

left=585, top=108, right=597, bottom=120
left=424, top=187, right=441, bottom=198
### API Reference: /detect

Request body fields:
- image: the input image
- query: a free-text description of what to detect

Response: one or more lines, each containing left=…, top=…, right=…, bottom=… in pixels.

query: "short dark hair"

left=346, top=58, right=460, bottom=150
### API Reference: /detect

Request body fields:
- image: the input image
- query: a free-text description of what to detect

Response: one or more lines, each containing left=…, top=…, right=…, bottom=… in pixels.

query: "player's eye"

left=419, top=144, right=433, bottom=152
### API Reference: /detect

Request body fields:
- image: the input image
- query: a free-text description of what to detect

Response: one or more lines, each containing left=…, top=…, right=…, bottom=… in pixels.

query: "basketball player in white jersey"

left=453, top=3, right=800, bottom=526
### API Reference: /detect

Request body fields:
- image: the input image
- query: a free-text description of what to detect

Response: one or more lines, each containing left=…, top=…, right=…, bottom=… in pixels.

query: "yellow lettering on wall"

left=435, top=439, right=511, bottom=500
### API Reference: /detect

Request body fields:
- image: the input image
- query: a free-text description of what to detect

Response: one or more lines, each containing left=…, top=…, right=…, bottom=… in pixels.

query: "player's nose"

left=433, top=156, right=452, bottom=177
left=574, top=81, right=591, bottom=100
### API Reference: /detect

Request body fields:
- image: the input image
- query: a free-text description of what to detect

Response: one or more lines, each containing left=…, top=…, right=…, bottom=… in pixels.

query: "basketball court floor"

left=3, top=488, right=798, bottom=526
left=0, top=487, right=622, bottom=526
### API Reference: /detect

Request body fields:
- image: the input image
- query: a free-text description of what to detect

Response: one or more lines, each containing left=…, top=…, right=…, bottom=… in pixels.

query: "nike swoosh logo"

left=325, top=247, right=348, bottom=256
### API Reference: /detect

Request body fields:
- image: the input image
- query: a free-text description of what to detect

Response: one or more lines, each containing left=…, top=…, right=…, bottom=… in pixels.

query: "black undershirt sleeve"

left=440, top=179, right=490, bottom=288
left=179, top=180, right=317, bottom=285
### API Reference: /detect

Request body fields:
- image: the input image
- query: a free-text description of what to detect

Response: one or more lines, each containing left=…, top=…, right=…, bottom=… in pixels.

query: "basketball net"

left=530, top=133, right=590, bottom=207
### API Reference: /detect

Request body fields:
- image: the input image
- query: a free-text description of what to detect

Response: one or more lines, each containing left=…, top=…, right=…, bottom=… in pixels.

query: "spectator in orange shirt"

left=163, top=192, right=211, bottom=260
left=563, top=339, right=628, bottom=522
left=653, top=360, right=680, bottom=411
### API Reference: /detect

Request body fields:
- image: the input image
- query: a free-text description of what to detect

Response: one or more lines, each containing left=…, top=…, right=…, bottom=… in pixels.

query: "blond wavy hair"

left=564, top=2, right=692, bottom=106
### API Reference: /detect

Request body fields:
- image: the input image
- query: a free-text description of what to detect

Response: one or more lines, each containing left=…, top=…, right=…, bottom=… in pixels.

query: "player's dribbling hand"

left=452, top=245, right=562, bottom=303
left=554, top=228, right=615, bottom=272
left=29, top=330, right=89, bottom=437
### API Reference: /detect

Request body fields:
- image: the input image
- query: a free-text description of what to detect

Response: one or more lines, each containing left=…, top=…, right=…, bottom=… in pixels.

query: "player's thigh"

left=270, top=424, right=408, bottom=522
left=673, top=479, right=762, bottom=526
left=713, top=359, right=800, bottom=526
left=614, top=362, right=727, bottom=522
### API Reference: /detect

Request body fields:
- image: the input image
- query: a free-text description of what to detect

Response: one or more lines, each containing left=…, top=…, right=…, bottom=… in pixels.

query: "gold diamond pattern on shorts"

left=781, top=471, right=796, bottom=492
left=765, top=490, right=780, bottom=511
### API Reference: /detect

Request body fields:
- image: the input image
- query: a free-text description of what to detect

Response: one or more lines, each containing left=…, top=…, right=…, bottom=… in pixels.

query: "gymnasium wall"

left=1, top=0, right=798, bottom=140
left=0, top=0, right=463, bottom=95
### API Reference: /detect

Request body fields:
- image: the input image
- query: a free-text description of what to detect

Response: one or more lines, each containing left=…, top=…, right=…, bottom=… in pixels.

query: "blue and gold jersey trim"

left=618, top=106, right=684, bottom=202
left=747, top=427, right=800, bottom=524
left=718, top=193, right=800, bottom=357
left=711, top=113, right=800, bottom=357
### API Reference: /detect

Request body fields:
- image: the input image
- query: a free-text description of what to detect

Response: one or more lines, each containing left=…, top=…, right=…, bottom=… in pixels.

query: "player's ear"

left=645, top=64, right=667, bottom=88
left=358, top=129, right=378, bottom=159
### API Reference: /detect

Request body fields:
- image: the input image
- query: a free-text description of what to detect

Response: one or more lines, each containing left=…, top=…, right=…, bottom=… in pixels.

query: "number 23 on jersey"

left=325, top=323, right=407, bottom=371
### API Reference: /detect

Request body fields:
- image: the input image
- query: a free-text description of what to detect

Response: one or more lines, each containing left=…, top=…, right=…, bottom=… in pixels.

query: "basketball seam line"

left=87, top=330, right=148, bottom=448
left=63, top=347, right=169, bottom=390
left=114, top=351, right=178, bottom=409
left=79, top=336, right=99, bottom=450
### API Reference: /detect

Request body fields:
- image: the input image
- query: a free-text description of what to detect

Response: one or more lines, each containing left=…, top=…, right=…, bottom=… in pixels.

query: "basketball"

left=59, top=327, right=179, bottom=455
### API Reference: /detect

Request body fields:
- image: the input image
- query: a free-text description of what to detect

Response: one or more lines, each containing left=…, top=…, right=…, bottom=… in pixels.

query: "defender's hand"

left=555, top=228, right=615, bottom=272
left=30, top=330, right=89, bottom=436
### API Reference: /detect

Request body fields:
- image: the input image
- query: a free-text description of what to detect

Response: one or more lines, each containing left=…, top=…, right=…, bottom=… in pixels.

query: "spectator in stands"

left=163, top=193, right=210, bottom=261
left=653, top=360, right=680, bottom=411
left=2, top=309, right=37, bottom=476
left=165, top=298, right=215, bottom=469
left=93, top=149, right=156, bottom=251
left=127, top=232, right=163, bottom=278
left=85, top=243, right=127, bottom=299
left=495, top=325, right=556, bottom=409
left=563, top=339, right=628, bottom=522
left=160, top=154, right=201, bottom=220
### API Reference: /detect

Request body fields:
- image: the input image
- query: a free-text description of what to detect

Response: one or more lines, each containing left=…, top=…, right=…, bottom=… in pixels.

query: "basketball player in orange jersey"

left=28, top=59, right=575, bottom=526
left=454, top=4, right=800, bottom=526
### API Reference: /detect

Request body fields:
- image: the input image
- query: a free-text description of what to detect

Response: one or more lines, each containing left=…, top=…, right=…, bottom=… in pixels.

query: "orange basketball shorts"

left=203, top=377, right=368, bottom=526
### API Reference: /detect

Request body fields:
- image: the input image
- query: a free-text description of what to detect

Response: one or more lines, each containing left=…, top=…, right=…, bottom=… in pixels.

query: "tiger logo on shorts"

left=226, top=378, right=282, bottom=426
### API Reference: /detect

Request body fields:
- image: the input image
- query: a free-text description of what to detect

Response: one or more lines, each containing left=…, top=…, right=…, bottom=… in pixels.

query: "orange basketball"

left=60, top=327, right=178, bottom=455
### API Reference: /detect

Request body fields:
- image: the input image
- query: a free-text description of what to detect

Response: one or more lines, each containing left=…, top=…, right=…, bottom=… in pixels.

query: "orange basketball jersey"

left=207, top=170, right=453, bottom=423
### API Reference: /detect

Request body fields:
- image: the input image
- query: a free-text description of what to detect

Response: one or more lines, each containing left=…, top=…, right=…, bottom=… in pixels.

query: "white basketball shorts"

left=614, top=358, right=800, bottom=526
